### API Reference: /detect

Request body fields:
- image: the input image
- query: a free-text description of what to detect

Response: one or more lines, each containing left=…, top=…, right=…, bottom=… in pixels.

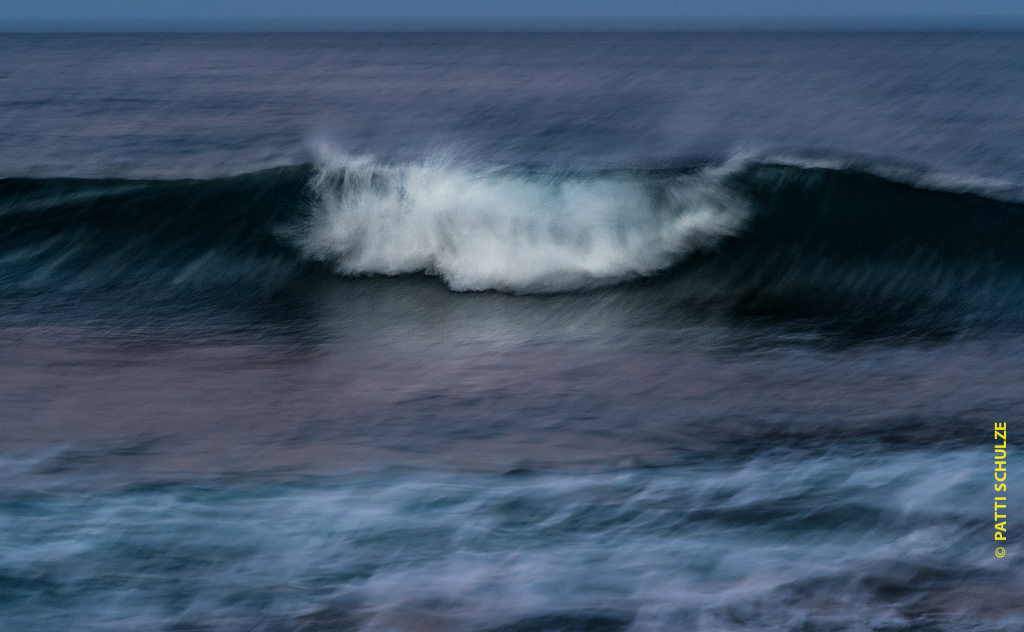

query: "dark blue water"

left=1, top=33, right=1022, bottom=631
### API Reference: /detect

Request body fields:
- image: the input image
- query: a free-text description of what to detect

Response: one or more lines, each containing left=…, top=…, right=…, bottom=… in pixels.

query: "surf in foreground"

left=1, top=450, right=1019, bottom=632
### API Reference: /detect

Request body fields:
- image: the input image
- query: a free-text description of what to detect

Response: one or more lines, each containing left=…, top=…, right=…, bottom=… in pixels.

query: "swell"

left=2, top=158, right=1024, bottom=333
left=650, top=162, right=1024, bottom=334
left=0, top=165, right=314, bottom=300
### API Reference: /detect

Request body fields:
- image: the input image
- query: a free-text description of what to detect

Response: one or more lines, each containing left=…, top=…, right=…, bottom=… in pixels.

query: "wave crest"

left=299, top=156, right=748, bottom=292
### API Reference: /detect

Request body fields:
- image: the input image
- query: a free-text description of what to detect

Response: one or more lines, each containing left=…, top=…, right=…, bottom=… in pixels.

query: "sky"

left=2, top=0, right=1024, bottom=29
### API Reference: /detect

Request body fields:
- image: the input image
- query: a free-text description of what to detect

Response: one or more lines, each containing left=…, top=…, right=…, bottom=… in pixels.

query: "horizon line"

left=3, top=16, right=1024, bottom=33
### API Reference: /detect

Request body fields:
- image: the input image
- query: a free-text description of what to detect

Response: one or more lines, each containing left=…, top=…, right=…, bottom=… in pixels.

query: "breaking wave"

left=300, top=156, right=748, bottom=292
left=2, top=154, right=1024, bottom=333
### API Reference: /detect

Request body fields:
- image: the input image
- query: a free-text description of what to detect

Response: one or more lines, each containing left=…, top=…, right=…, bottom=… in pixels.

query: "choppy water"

left=0, top=32, right=1022, bottom=631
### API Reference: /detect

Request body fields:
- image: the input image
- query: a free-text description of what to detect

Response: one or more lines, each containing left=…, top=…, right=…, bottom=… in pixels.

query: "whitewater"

left=301, top=155, right=748, bottom=292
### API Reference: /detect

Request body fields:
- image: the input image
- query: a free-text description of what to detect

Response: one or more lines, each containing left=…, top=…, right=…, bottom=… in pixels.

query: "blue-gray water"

left=0, top=33, right=1022, bottom=631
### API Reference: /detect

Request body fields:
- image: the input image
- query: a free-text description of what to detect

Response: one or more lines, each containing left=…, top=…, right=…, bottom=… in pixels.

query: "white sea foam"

left=0, top=451, right=1014, bottom=631
left=300, top=154, right=748, bottom=292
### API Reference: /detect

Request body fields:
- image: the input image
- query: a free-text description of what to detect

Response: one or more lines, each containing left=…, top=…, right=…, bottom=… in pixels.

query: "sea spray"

left=300, top=155, right=749, bottom=292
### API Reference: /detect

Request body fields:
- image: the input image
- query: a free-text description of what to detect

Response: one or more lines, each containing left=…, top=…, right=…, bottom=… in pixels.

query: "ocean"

left=0, top=32, right=1022, bottom=631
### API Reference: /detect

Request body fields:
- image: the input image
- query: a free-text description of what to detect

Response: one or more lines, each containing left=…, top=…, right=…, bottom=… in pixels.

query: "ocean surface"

left=1, top=32, right=1022, bottom=631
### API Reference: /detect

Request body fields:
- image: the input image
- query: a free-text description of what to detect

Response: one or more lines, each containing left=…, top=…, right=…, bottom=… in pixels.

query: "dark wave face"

left=3, top=158, right=1023, bottom=337
left=0, top=167, right=312, bottom=297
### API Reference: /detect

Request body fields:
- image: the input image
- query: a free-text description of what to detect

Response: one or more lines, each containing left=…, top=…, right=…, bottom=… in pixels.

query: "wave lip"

left=299, top=156, right=749, bottom=292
